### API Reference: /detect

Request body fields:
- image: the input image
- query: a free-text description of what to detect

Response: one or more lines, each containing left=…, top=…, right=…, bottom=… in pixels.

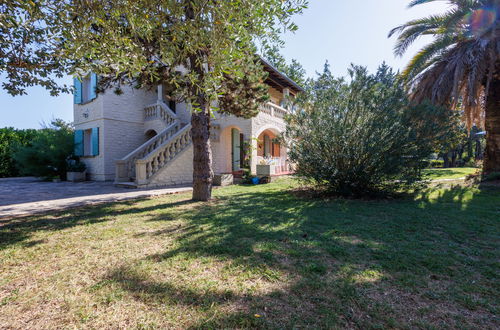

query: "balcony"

left=259, top=102, right=289, bottom=119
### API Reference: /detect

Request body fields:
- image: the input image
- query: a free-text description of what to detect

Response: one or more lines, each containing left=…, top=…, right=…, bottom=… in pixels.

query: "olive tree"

left=1, top=0, right=307, bottom=201
left=67, top=0, right=308, bottom=200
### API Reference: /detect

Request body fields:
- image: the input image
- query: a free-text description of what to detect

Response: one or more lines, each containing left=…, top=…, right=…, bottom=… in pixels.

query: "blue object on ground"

left=252, top=177, right=260, bottom=185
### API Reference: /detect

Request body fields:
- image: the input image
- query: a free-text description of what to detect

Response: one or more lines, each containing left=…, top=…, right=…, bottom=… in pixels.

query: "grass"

left=0, top=178, right=499, bottom=328
left=423, top=167, right=479, bottom=180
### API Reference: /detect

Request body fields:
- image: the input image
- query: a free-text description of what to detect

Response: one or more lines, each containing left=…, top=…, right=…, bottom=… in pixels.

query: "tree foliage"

left=264, top=45, right=307, bottom=87
left=0, top=127, right=37, bottom=177
left=13, top=119, right=74, bottom=179
left=285, top=63, right=456, bottom=196
left=217, top=56, right=270, bottom=119
left=62, top=0, right=306, bottom=106
left=0, top=0, right=70, bottom=96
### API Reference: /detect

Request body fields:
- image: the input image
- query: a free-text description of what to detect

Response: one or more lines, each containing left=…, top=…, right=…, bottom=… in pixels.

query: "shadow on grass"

left=2, top=182, right=498, bottom=328
left=0, top=198, right=196, bottom=249
left=108, top=184, right=499, bottom=328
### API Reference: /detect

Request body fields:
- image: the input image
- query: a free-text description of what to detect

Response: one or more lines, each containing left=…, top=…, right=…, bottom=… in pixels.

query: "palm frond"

left=391, top=0, right=498, bottom=128
left=402, top=34, right=457, bottom=81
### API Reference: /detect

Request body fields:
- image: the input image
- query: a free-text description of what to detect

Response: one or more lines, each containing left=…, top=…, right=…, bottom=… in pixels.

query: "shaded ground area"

left=0, top=178, right=499, bottom=328
left=0, top=177, right=191, bottom=219
left=423, top=167, right=479, bottom=180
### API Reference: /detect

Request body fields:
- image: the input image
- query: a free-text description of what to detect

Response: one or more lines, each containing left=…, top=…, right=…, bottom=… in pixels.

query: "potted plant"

left=213, top=173, right=234, bottom=186
left=256, top=157, right=277, bottom=176
left=66, top=158, right=87, bottom=182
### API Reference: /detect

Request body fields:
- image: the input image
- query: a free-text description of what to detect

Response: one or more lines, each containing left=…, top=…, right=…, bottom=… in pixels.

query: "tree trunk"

left=476, top=139, right=482, bottom=160
left=450, top=151, right=457, bottom=167
left=191, top=105, right=213, bottom=201
left=484, top=77, right=500, bottom=173
left=442, top=153, right=450, bottom=168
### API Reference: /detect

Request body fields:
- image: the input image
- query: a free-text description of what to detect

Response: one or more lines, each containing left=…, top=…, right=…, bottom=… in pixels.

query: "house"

left=73, top=59, right=303, bottom=187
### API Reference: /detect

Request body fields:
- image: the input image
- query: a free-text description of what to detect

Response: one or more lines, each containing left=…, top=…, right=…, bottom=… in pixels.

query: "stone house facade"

left=73, top=59, right=302, bottom=187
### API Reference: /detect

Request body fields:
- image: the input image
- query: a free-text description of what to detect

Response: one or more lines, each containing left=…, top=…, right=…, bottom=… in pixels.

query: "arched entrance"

left=257, top=129, right=281, bottom=158
left=145, top=129, right=158, bottom=141
left=254, top=128, right=290, bottom=175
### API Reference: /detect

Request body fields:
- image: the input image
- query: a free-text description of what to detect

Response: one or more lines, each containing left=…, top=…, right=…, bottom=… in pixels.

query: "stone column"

left=250, top=135, right=259, bottom=175
left=135, top=160, right=149, bottom=186
left=157, top=84, right=163, bottom=102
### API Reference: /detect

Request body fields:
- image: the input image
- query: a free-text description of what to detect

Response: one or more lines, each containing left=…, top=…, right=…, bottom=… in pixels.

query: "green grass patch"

left=0, top=178, right=498, bottom=328
left=423, top=167, right=479, bottom=180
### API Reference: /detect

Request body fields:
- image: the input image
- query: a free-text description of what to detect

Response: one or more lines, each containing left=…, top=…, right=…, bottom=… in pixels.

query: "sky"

left=0, top=0, right=450, bottom=129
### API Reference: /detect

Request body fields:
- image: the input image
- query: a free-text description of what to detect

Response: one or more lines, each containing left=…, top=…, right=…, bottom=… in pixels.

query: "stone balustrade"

left=135, top=124, right=192, bottom=185
left=115, top=123, right=182, bottom=182
left=260, top=102, right=289, bottom=119
left=144, top=101, right=178, bottom=127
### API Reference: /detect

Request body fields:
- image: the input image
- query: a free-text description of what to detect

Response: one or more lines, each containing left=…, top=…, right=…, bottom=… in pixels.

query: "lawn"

left=1, top=179, right=499, bottom=329
left=423, top=167, right=479, bottom=180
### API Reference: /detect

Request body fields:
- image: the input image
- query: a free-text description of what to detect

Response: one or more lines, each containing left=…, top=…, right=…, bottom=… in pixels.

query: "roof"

left=259, top=57, right=304, bottom=94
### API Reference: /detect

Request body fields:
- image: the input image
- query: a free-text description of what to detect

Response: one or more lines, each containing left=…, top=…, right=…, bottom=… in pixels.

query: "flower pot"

left=67, top=171, right=86, bottom=182
left=256, top=164, right=276, bottom=176
left=213, top=173, right=234, bottom=186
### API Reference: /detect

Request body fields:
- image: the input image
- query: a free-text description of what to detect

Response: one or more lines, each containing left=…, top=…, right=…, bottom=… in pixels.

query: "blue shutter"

left=91, top=127, right=99, bottom=156
left=90, top=73, right=98, bottom=100
left=74, top=130, right=84, bottom=156
left=73, top=78, right=82, bottom=104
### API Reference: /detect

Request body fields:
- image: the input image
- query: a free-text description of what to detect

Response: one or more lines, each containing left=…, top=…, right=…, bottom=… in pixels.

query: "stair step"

left=114, top=181, right=138, bottom=189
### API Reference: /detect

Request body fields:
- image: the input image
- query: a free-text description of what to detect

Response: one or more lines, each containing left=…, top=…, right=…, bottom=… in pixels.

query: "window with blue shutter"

left=74, top=130, right=84, bottom=156
left=91, top=127, right=99, bottom=156
left=75, top=73, right=98, bottom=104
left=74, top=78, right=82, bottom=104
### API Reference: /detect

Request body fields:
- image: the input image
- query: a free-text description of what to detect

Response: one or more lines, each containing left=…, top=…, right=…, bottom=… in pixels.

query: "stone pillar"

left=135, top=160, right=149, bottom=186
left=250, top=136, right=259, bottom=175
left=115, top=160, right=129, bottom=182
left=157, top=84, right=163, bottom=102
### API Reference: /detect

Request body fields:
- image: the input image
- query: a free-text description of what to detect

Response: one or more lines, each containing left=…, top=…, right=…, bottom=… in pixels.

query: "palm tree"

left=389, top=0, right=500, bottom=173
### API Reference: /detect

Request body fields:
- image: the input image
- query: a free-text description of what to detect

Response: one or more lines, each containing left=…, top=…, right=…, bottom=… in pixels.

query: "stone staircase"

left=115, top=101, right=192, bottom=188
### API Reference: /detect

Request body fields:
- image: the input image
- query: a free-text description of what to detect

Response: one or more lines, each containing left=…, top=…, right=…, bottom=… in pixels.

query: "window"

left=83, top=129, right=92, bottom=156
left=74, top=128, right=99, bottom=157
left=74, top=73, right=97, bottom=104
left=81, top=76, right=92, bottom=103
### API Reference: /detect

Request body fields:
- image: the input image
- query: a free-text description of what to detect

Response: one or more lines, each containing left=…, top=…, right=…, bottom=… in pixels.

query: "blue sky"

left=0, top=0, right=449, bottom=129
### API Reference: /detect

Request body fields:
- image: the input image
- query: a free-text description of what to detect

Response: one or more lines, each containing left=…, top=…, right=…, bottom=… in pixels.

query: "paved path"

left=0, top=177, right=192, bottom=219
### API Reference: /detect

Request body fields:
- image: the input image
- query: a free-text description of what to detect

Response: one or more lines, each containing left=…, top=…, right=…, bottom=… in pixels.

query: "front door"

left=231, top=128, right=241, bottom=171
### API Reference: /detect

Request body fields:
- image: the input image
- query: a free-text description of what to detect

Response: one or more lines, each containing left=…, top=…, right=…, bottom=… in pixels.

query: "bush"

left=429, top=160, right=444, bottom=168
left=0, top=127, right=37, bottom=177
left=285, top=64, right=453, bottom=197
left=13, top=119, right=74, bottom=179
